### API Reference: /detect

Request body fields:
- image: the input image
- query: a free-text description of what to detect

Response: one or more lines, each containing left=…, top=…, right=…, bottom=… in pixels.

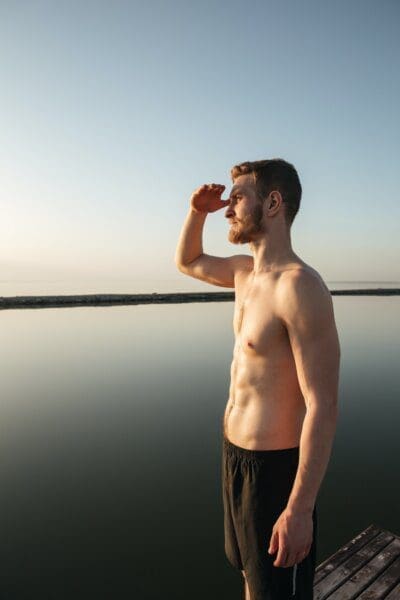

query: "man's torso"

left=223, top=257, right=330, bottom=450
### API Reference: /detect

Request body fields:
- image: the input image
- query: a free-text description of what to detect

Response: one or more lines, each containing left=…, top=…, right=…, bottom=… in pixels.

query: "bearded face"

left=228, top=200, right=264, bottom=244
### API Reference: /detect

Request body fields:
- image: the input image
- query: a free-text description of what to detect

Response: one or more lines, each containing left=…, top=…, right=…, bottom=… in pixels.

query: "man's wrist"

left=286, top=502, right=314, bottom=517
left=190, top=207, right=208, bottom=216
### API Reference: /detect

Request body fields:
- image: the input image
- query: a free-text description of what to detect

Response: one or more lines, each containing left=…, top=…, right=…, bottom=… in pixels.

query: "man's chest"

left=233, top=278, right=289, bottom=356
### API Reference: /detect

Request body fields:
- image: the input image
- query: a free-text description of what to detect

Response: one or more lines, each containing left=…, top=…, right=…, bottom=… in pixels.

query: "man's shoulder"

left=276, top=264, right=340, bottom=362
left=280, top=263, right=330, bottom=296
left=276, top=264, right=332, bottom=324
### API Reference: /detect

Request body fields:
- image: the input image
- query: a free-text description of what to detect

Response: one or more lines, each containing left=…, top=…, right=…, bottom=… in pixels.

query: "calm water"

left=1, top=297, right=399, bottom=599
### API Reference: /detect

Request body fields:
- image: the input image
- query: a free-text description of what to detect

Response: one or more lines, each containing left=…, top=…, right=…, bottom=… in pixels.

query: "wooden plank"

left=331, top=538, right=400, bottom=599
left=314, top=530, right=394, bottom=599
left=357, top=554, right=400, bottom=599
left=315, top=524, right=381, bottom=584
left=385, top=581, right=400, bottom=599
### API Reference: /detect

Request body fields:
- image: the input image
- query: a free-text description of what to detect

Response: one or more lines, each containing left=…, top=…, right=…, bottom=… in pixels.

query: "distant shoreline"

left=0, top=288, right=399, bottom=310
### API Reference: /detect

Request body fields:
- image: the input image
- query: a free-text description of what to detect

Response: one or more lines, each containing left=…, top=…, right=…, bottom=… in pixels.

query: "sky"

left=1, top=0, right=399, bottom=294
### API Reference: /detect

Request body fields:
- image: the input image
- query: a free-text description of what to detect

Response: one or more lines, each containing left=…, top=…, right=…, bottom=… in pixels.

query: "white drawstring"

left=292, top=563, right=297, bottom=596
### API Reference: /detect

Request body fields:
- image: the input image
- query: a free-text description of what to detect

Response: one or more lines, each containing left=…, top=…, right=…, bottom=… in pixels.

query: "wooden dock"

left=314, top=524, right=400, bottom=598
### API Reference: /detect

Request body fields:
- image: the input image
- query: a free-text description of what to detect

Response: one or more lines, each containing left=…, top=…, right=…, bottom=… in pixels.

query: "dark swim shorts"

left=222, top=435, right=318, bottom=599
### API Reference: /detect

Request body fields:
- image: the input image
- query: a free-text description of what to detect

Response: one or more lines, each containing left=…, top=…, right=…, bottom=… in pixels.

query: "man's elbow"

left=305, top=396, right=339, bottom=413
left=175, top=254, right=203, bottom=273
left=174, top=252, right=185, bottom=272
left=175, top=259, right=191, bottom=274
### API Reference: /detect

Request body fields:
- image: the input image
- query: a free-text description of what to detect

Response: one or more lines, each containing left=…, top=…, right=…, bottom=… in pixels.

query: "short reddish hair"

left=230, top=158, right=302, bottom=226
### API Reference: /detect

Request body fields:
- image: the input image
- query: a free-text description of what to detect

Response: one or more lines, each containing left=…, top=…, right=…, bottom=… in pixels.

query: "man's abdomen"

left=224, top=397, right=306, bottom=450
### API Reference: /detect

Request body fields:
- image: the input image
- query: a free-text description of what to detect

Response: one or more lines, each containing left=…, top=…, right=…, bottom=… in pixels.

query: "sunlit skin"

left=176, top=176, right=340, bottom=596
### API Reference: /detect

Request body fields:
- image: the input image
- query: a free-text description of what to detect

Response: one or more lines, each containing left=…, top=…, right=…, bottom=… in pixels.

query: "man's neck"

left=249, top=233, right=297, bottom=273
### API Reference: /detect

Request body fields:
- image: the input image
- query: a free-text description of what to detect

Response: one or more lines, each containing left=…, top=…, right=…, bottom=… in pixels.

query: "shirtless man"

left=175, top=158, right=340, bottom=599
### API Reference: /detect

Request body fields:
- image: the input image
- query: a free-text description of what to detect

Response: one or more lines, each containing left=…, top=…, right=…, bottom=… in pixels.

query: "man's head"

left=225, top=158, right=302, bottom=244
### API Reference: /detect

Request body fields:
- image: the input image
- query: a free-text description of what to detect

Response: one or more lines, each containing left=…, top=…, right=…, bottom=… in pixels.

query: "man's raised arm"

left=174, top=183, right=245, bottom=289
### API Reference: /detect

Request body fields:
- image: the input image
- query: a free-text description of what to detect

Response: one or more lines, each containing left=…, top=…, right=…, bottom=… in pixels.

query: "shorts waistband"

left=223, top=434, right=299, bottom=462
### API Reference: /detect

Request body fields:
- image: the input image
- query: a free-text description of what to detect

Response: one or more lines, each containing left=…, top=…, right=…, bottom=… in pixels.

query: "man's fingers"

left=274, top=545, right=287, bottom=567
left=268, top=530, right=277, bottom=554
left=197, top=183, right=226, bottom=197
left=274, top=543, right=311, bottom=568
left=286, top=551, right=298, bottom=567
left=194, top=184, right=225, bottom=197
left=273, top=535, right=287, bottom=567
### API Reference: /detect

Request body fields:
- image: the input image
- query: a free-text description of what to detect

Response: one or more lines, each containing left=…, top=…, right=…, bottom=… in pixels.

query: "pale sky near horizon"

left=1, top=0, right=399, bottom=294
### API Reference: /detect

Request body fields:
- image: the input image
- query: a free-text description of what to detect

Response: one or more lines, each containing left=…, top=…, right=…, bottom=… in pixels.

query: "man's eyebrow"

left=229, top=186, right=244, bottom=197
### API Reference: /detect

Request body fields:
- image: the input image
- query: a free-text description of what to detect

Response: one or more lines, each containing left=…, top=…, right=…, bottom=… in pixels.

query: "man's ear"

left=268, top=191, right=283, bottom=211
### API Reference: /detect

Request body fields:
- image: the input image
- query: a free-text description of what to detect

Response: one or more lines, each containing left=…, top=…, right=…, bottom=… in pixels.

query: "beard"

left=228, top=202, right=264, bottom=244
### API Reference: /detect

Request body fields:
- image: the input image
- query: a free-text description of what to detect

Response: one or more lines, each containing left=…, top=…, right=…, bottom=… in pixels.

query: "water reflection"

left=0, top=298, right=399, bottom=598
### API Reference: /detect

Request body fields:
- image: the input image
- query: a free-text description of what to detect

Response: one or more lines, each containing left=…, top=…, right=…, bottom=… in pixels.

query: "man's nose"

left=225, top=204, right=235, bottom=218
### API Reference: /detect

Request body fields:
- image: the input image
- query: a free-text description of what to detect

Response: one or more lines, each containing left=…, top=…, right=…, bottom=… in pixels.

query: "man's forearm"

left=175, top=208, right=207, bottom=267
left=286, top=403, right=338, bottom=515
